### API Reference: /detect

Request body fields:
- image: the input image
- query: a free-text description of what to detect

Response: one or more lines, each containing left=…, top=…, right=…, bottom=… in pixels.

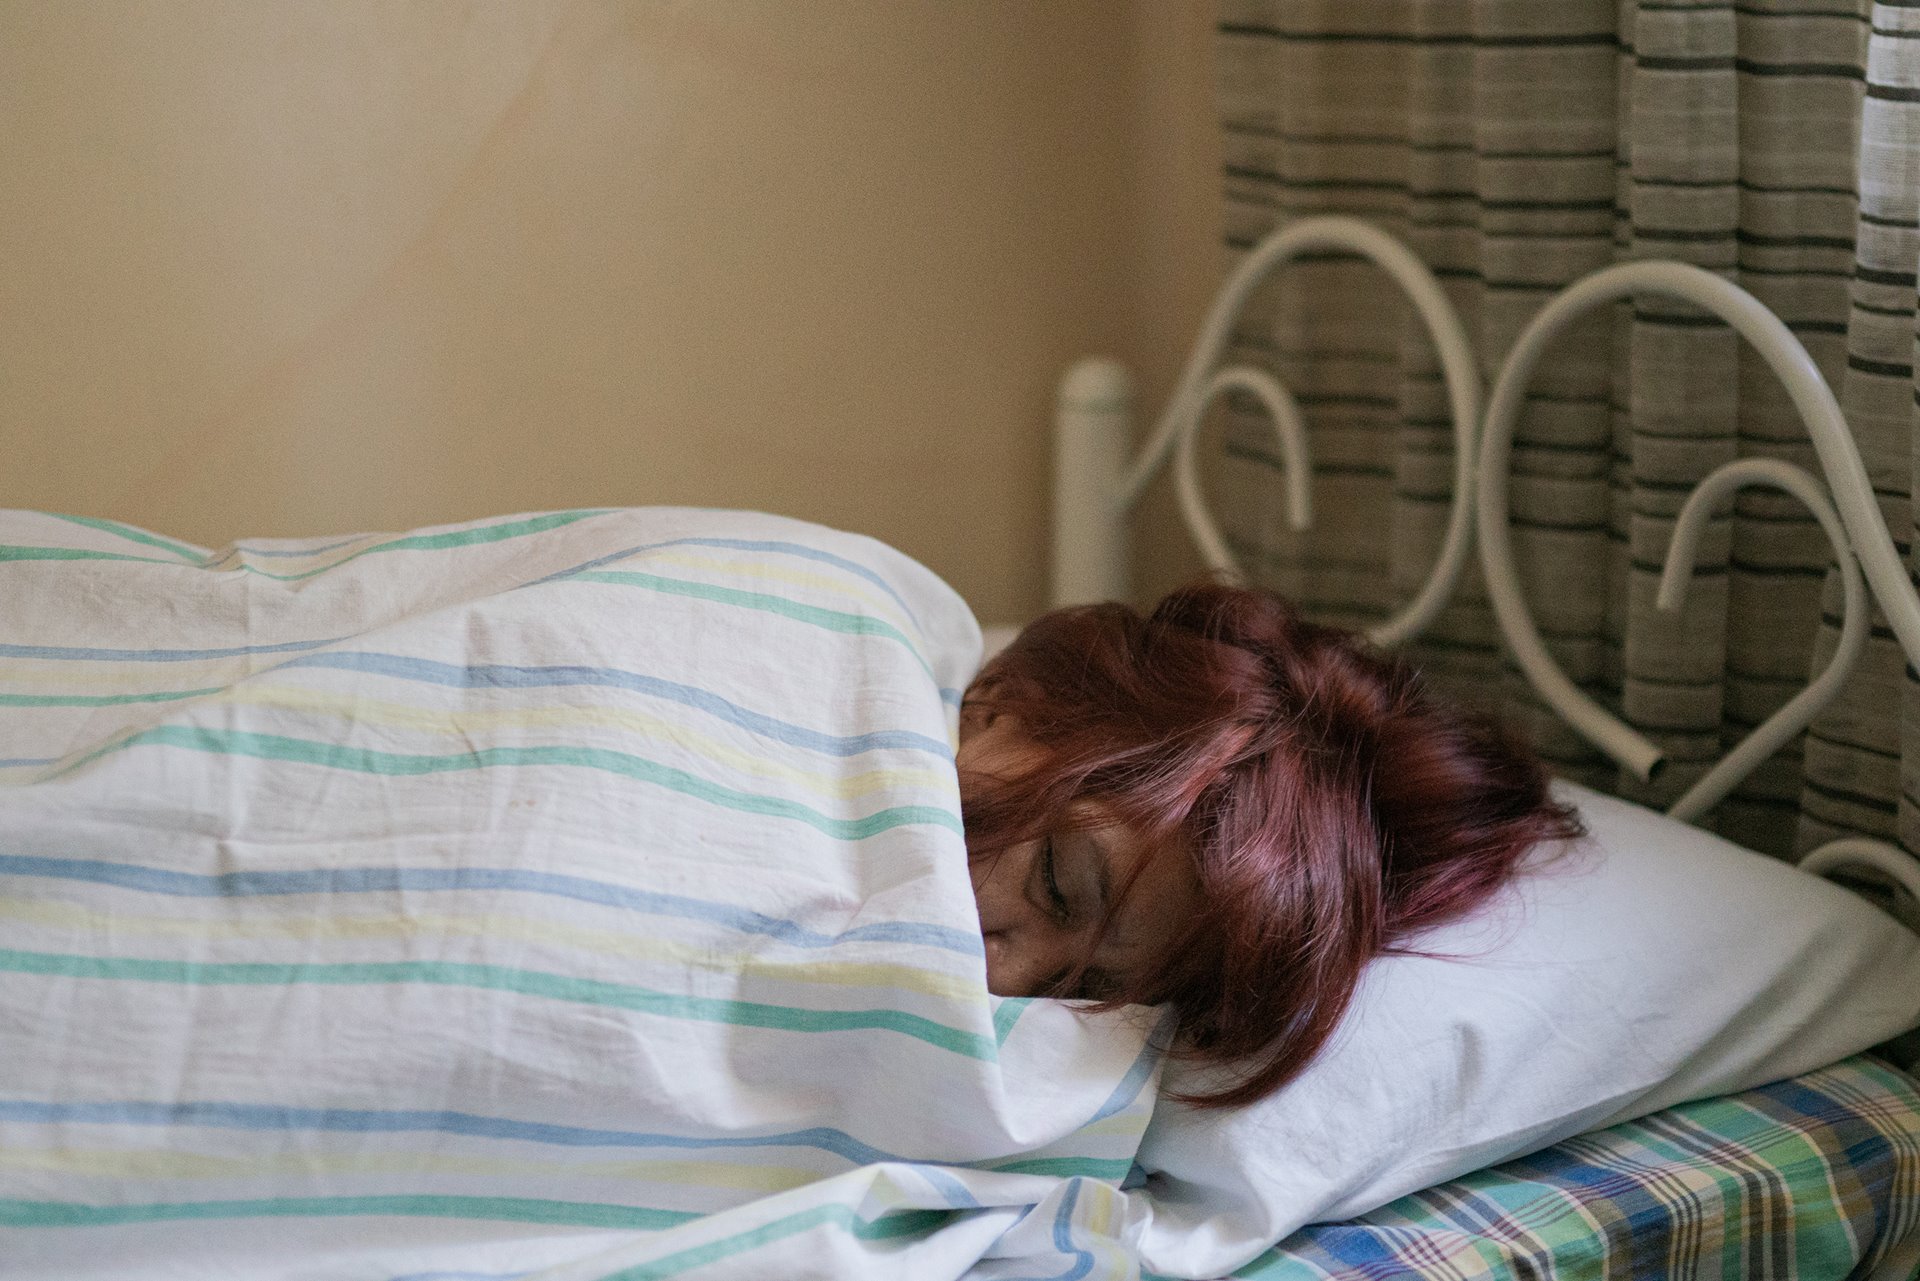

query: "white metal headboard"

left=1054, top=217, right=1920, bottom=912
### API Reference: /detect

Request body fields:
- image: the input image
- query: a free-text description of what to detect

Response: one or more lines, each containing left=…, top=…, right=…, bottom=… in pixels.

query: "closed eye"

left=1041, top=837, right=1071, bottom=922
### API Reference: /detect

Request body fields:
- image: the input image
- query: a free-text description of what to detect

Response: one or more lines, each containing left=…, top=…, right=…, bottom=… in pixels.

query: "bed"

left=1205, top=1056, right=1920, bottom=1280
left=2, top=217, right=1918, bottom=1280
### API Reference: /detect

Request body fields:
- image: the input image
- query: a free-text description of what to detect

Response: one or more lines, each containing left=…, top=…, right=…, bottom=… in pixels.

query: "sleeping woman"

left=958, top=581, right=1582, bottom=1108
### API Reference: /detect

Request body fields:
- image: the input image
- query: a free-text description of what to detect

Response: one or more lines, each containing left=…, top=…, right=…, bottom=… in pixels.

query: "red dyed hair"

left=959, top=582, right=1581, bottom=1109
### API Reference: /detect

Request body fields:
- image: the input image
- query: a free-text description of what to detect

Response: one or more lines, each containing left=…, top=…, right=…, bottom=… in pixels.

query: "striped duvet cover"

left=0, top=507, right=1163, bottom=1280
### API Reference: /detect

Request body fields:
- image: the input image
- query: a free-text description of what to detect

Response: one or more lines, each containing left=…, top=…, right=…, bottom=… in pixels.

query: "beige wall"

left=1, top=1, right=1218, bottom=624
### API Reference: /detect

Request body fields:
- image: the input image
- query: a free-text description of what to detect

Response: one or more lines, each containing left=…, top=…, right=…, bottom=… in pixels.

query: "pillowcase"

left=1130, top=779, right=1920, bottom=1279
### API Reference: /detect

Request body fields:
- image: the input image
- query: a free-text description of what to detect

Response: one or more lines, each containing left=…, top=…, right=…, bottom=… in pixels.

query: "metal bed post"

left=1052, top=357, right=1134, bottom=609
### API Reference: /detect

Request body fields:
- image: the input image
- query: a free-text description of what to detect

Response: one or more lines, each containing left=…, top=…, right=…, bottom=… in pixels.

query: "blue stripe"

left=0, top=759, right=54, bottom=768
left=0, top=636, right=345, bottom=662
left=0, top=638, right=960, bottom=711
left=908, top=1163, right=985, bottom=1210
left=0, top=1099, right=914, bottom=1167
left=0, top=855, right=985, bottom=956
left=216, top=536, right=367, bottom=559
left=0, top=631, right=959, bottom=711
left=279, top=652, right=953, bottom=760
left=3, top=533, right=969, bottom=705
left=519, top=534, right=967, bottom=703
left=1087, top=1039, right=1163, bottom=1126
left=1013, top=1178, right=1095, bottom=1281
left=516, top=533, right=968, bottom=704
left=0, top=1101, right=1143, bottom=1209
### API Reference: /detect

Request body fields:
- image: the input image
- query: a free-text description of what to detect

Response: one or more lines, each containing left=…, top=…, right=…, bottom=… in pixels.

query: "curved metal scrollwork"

left=1123, top=216, right=1482, bottom=648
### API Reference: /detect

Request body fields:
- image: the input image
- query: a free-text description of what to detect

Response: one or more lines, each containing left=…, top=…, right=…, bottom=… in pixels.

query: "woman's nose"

left=984, top=929, right=1058, bottom=997
left=971, top=842, right=1072, bottom=994
left=981, top=917, right=1079, bottom=998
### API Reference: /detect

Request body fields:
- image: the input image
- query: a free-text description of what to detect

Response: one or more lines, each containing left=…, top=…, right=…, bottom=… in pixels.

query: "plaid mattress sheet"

left=1217, top=1055, right=1920, bottom=1281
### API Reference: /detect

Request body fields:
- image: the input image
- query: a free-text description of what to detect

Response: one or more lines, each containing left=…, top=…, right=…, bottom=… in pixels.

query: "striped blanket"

left=0, top=508, right=1160, bottom=1280
left=1221, top=1055, right=1920, bottom=1281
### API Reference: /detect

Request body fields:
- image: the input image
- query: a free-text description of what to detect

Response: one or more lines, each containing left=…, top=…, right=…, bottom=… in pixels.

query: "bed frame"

left=1050, top=214, right=1920, bottom=913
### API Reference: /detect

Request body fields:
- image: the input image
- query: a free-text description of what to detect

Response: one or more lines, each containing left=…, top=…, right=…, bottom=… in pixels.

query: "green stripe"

left=983, top=1156, right=1133, bottom=1179
left=0, top=510, right=614, bottom=581
left=600, top=1203, right=953, bottom=1281
left=574, top=570, right=933, bottom=677
left=0, top=546, right=184, bottom=567
left=0, top=949, right=997, bottom=1060
left=45, top=514, right=205, bottom=563
left=46, top=726, right=962, bottom=840
left=0, top=1193, right=696, bottom=1230
left=0, top=688, right=220, bottom=708
left=993, top=997, right=1032, bottom=1047
left=259, top=509, right=614, bottom=581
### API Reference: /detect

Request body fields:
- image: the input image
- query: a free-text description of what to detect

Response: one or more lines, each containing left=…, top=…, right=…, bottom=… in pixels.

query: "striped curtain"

left=1210, top=0, right=1920, bottom=862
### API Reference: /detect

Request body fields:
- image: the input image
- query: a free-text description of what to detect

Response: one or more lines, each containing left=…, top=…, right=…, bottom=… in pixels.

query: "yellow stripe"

left=1084, top=1174, right=1114, bottom=1235
left=1075, top=1112, right=1150, bottom=1141
left=1080, top=1181, right=1131, bottom=1277
left=0, top=680, right=951, bottom=799
left=0, top=551, right=921, bottom=696
left=0, top=898, right=981, bottom=1003
left=201, top=685, right=950, bottom=799
left=0, top=1147, right=817, bottom=1193
left=631, top=550, right=924, bottom=645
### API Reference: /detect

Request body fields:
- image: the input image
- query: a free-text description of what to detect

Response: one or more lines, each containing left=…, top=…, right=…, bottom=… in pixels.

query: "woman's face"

left=957, top=712, right=1203, bottom=999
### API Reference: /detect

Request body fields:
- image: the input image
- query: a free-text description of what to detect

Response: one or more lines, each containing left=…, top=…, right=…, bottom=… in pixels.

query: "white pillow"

left=1131, top=779, right=1920, bottom=1279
